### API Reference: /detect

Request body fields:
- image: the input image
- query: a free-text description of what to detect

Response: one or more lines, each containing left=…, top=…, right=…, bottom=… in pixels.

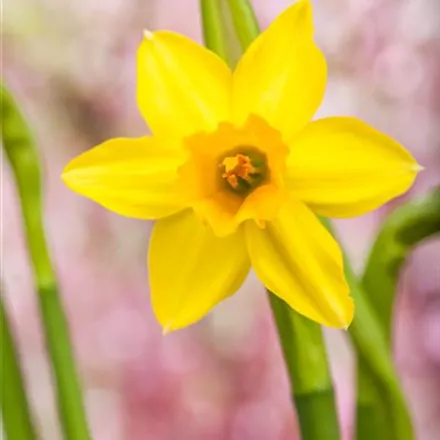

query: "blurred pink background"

left=3, top=0, right=440, bottom=439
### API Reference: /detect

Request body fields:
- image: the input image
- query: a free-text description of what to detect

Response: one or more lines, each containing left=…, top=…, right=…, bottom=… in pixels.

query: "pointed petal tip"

left=298, top=0, right=312, bottom=10
left=60, top=168, right=71, bottom=185
left=339, top=317, right=353, bottom=331
left=273, top=0, right=314, bottom=35
left=162, top=322, right=173, bottom=335
left=143, top=29, right=154, bottom=41
left=291, top=0, right=314, bottom=21
left=60, top=165, right=80, bottom=188
left=338, top=296, right=354, bottom=330
left=414, top=163, right=425, bottom=172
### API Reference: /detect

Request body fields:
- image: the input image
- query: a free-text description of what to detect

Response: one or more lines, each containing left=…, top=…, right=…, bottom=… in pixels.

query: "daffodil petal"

left=62, top=137, right=185, bottom=219
left=286, top=117, right=422, bottom=217
left=149, top=210, right=250, bottom=331
left=232, top=0, right=326, bottom=141
left=245, top=199, right=353, bottom=328
left=137, top=30, right=231, bottom=138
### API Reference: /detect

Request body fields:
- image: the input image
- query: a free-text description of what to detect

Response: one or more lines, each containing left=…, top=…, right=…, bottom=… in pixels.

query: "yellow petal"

left=245, top=199, right=353, bottom=328
left=149, top=210, right=250, bottom=331
left=62, top=137, right=185, bottom=219
left=232, top=0, right=326, bottom=141
left=137, top=30, right=231, bottom=139
left=286, top=117, right=422, bottom=217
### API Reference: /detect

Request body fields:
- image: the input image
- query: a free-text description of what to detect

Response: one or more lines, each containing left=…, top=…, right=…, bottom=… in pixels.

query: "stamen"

left=221, top=154, right=258, bottom=189
left=217, top=147, right=268, bottom=195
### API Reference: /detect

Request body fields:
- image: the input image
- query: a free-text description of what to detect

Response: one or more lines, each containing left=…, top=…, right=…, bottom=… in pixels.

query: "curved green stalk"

left=1, top=84, right=91, bottom=440
left=355, top=188, right=440, bottom=439
left=1, top=293, right=39, bottom=440
left=363, top=188, right=440, bottom=343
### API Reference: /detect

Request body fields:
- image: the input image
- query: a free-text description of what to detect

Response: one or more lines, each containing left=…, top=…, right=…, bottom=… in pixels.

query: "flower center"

left=218, top=147, right=268, bottom=195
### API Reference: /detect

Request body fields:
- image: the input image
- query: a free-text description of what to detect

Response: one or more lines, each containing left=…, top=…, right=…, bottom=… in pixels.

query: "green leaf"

left=1, top=292, right=38, bottom=440
left=1, top=83, right=92, bottom=440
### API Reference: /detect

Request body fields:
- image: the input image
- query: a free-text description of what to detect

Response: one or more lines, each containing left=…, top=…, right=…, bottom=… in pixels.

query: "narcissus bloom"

left=62, top=0, right=421, bottom=332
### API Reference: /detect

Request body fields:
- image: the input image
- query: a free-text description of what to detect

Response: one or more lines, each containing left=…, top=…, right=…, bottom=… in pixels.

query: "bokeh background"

left=3, top=0, right=440, bottom=439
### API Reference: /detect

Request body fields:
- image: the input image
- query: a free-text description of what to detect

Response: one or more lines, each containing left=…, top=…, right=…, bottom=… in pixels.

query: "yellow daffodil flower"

left=62, top=0, right=421, bottom=332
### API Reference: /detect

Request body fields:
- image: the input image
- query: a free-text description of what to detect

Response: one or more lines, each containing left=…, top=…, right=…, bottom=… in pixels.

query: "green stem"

left=355, top=188, right=440, bottom=439
left=355, top=363, right=387, bottom=440
left=1, top=293, right=39, bottom=440
left=38, top=286, right=91, bottom=440
left=226, top=0, right=260, bottom=50
left=345, top=260, right=413, bottom=440
left=1, top=84, right=91, bottom=440
left=200, top=0, right=239, bottom=66
left=269, top=295, right=341, bottom=440
left=319, top=218, right=413, bottom=440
